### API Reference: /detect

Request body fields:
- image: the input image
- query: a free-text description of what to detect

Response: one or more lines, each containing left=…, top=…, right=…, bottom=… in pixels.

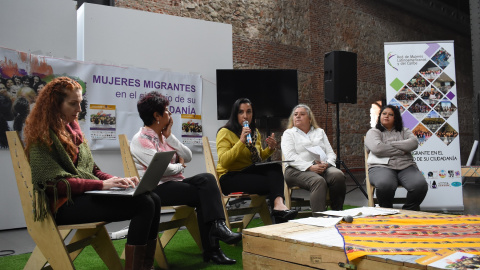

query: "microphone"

left=242, top=120, right=252, bottom=144
left=343, top=215, right=354, bottom=223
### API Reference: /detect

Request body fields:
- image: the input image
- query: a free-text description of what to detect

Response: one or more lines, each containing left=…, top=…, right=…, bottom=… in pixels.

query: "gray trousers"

left=368, top=165, right=428, bottom=210
left=284, top=166, right=346, bottom=213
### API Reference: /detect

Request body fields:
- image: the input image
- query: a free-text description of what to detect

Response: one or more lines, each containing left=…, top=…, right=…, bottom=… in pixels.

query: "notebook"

left=85, top=151, right=175, bottom=196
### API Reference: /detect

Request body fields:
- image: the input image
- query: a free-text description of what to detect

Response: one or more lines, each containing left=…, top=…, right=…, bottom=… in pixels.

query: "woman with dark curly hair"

left=364, top=105, right=428, bottom=210
left=24, top=77, right=161, bottom=270
left=130, top=91, right=241, bottom=265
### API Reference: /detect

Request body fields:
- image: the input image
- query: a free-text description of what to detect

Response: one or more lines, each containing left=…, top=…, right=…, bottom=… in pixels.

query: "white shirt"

left=281, top=126, right=336, bottom=171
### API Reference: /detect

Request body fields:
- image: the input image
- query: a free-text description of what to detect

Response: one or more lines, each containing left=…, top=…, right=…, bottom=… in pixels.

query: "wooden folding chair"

left=118, top=134, right=202, bottom=269
left=282, top=153, right=329, bottom=217
left=364, top=140, right=406, bottom=207
left=202, top=136, right=272, bottom=232
left=6, top=131, right=123, bottom=270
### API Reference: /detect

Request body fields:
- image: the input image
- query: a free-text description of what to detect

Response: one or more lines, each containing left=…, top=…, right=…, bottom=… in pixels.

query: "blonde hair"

left=286, top=104, right=320, bottom=129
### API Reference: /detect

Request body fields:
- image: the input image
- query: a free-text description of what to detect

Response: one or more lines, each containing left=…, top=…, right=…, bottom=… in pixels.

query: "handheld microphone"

left=242, top=120, right=252, bottom=144
left=343, top=215, right=354, bottom=223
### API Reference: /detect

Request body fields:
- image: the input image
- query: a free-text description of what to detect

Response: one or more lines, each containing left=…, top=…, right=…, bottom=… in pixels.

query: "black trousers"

left=153, top=173, right=224, bottom=251
left=55, top=192, right=161, bottom=245
left=219, top=163, right=285, bottom=209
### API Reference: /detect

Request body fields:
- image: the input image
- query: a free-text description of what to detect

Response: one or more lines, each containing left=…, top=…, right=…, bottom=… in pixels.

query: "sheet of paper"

left=367, top=152, right=390, bottom=165
left=289, top=217, right=343, bottom=227
left=316, top=207, right=399, bottom=218
left=287, top=227, right=344, bottom=248
left=305, top=146, right=327, bottom=162
left=416, top=248, right=480, bottom=269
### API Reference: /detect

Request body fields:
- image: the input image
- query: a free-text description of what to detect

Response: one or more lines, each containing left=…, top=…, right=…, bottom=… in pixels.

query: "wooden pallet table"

left=242, top=210, right=446, bottom=270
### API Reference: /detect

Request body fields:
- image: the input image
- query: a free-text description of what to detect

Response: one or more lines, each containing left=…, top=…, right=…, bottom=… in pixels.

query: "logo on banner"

left=430, top=180, right=437, bottom=189
left=387, top=52, right=398, bottom=71
left=451, top=182, right=461, bottom=187
left=439, top=170, right=447, bottom=178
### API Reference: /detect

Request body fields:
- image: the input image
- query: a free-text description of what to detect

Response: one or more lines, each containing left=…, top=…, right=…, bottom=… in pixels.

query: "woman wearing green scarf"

left=24, top=77, right=161, bottom=270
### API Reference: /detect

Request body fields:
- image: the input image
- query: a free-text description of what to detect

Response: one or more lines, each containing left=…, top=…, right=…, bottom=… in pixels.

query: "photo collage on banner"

left=384, top=41, right=462, bottom=210
left=0, top=47, right=203, bottom=150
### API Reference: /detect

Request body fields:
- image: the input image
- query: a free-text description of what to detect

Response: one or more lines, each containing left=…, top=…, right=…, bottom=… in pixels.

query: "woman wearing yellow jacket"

left=216, top=98, right=297, bottom=223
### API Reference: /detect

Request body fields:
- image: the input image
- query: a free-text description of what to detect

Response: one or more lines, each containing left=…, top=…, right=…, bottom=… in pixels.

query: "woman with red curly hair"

left=24, top=77, right=161, bottom=270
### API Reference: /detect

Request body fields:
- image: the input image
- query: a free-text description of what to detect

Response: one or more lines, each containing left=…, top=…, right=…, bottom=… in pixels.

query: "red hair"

left=24, top=77, right=83, bottom=159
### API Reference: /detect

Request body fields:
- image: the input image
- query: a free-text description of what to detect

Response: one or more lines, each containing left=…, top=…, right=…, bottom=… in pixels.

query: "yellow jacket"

left=216, top=128, right=275, bottom=178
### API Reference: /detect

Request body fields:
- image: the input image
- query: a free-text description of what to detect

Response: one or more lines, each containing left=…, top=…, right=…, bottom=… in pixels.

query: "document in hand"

left=366, top=152, right=390, bottom=165
left=305, top=146, right=327, bottom=162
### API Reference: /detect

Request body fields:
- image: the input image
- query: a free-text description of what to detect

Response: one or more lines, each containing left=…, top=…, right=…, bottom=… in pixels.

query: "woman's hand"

left=308, top=162, right=329, bottom=174
left=178, top=157, right=187, bottom=168
left=162, top=117, right=173, bottom=138
left=240, top=126, right=251, bottom=144
left=265, top=133, right=277, bottom=150
left=102, top=176, right=139, bottom=190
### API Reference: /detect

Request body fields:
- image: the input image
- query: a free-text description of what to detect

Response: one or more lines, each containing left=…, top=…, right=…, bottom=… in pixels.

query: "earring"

left=157, top=121, right=160, bottom=124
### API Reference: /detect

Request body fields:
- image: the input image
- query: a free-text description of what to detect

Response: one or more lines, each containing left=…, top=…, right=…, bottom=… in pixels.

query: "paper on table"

left=305, top=146, right=327, bottom=162
left=416, top=248, right=480, bottom=269
left=287, top=227, right=344, bottom=248
left=289, top=217, right=343, bottom=227
left=316, top=207, right=399, bottom=218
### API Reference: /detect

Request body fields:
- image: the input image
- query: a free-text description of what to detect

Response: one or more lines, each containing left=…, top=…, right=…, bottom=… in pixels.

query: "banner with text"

left=0, top=47, right=202, bottom=150
left=384, top=41, right=462, bottom=210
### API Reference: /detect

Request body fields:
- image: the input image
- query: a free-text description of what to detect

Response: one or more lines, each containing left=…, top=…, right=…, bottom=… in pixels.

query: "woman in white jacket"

left=281, top=104, right=346, bottom=213
left=364, top=105, right=428, bottom=210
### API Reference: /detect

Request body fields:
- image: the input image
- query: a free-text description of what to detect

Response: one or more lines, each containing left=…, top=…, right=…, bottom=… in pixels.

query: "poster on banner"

left=90, top=104, right=116, bottom=140
left=384, top=41, right=462, bottom=210
left=0, top=47, right=203, bottom=150
left=181, top=114, right=203, bottom=145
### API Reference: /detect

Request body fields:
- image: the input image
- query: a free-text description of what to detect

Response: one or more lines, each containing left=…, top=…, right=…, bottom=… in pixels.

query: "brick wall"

left=116, top=0, right=473, bottom=168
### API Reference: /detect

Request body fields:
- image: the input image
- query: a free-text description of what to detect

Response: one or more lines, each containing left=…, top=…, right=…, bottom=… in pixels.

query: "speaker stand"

left=334, top=103, right=368, bottom=198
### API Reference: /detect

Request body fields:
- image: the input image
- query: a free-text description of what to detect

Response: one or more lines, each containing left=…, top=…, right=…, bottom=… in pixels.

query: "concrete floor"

left=1, top=173, right=479, bottom=258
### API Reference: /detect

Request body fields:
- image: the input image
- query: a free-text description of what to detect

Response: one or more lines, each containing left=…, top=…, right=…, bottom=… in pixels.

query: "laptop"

left=86, top=151, right=175, bottom=196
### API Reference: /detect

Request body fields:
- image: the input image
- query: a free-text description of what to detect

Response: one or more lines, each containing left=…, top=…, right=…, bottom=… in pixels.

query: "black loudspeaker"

left=324, top=51, right=357, bottom=104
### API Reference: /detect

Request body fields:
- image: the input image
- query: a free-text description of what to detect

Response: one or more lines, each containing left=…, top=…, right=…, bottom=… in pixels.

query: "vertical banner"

left=384, top=41, right=462, bottom=210
left=0, top=47, right=202, bottom=150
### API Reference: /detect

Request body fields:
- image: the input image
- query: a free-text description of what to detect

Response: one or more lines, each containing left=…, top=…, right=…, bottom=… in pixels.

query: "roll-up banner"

left=0, top=47, right=203, bottom=150
left=384, top=41, right=462, bottom=211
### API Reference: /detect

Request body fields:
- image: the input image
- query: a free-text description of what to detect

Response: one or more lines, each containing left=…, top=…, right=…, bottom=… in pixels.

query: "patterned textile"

left=336, top=215, right=480, bottom=261
left=245, top=130, right=262, bottom=163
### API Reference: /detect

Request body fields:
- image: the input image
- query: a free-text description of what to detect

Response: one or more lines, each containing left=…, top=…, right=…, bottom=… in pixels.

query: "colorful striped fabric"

left=336, top=215, right=480, bottom=261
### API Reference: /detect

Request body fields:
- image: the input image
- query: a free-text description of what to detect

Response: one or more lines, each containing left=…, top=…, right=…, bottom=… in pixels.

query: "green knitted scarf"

left=29, top=129, right=97, bottom=221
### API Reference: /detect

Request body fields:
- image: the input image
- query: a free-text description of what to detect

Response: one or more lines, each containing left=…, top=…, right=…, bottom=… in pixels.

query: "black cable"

left=0, top=250, right=15, bottom=257
left=325, top=103, right=329, bottom=135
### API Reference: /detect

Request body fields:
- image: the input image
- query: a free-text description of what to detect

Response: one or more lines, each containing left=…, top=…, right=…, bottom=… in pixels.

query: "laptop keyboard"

left=103, top=187, right=136, bottom=194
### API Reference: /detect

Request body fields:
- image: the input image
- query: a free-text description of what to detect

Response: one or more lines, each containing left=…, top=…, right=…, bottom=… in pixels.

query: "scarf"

left=245, top=130, right=262, bottom=163
left=29, top=128, right=97, bottom=221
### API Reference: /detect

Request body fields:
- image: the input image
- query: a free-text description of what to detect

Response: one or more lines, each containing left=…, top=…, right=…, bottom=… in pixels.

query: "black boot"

left=203, top=239, right=236, bottom=265
left=209, top=220, right=242, bottom=246
left=143, top=239, right=157, bottom=270
left=272, top=209, right=298, bottom=224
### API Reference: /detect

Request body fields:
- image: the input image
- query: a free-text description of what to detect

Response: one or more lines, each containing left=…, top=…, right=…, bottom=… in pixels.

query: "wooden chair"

left=118, top=134, right=202, bottom=269
left=202, top=136, right=272, bottom=231
left=6, top=131, right=123, bottom=270
left=364, top=142, right=406, bottom=207
left=282, top=154, right=329, bottom=217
